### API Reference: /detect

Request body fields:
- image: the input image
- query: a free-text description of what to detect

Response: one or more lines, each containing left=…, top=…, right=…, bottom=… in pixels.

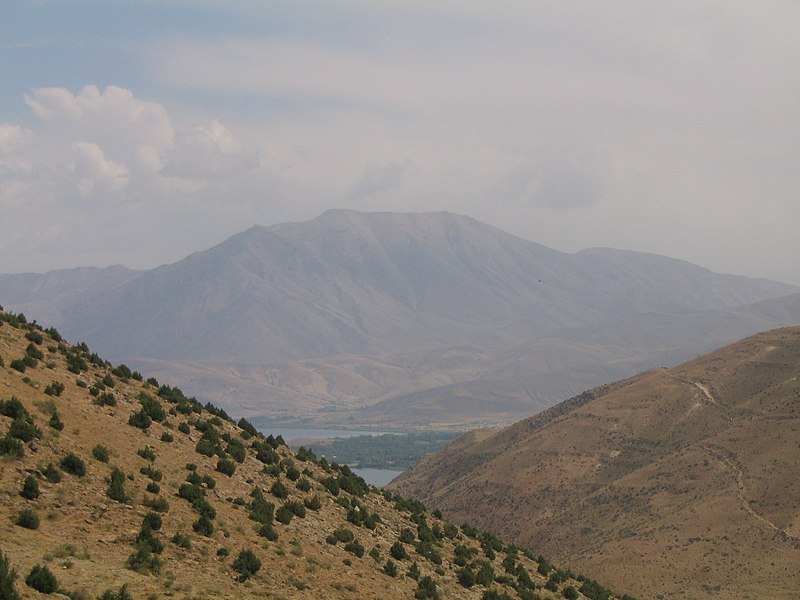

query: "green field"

left=307, top=431, right=462, bottom=470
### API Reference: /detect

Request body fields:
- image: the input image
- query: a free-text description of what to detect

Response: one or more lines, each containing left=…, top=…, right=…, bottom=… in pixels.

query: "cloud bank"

left=0, top=2, right=798, bottom=285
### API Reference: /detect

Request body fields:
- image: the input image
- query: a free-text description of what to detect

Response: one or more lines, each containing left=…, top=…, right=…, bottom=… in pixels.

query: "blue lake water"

left=252, top=425, right=404, bottom=487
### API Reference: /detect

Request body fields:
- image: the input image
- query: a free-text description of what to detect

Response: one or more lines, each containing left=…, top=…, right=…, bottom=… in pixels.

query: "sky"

left=1, top=1, right=798, bottom=285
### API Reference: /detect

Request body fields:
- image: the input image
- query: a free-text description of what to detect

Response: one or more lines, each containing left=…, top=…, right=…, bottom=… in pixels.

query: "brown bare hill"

left=1, top=210, right=797, bottom=427
left=0, top=310, right=629, bottom=600
left=390, top=327, right=800, bottom=599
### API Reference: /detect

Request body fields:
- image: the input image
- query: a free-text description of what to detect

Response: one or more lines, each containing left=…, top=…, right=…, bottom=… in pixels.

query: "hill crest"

left=390, top=326, right=800, bottom=598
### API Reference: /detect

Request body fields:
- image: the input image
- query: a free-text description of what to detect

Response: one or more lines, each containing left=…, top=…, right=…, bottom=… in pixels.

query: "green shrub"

left=137, top=446, right=156, bottom=461
left=8, top=418, right=41, bottom=442
left=60, top=453, right=86, bottom=476
left=20, top=474, right=40, bottom=500
left=344, top=540, right=364, bottom=558
left=126, top=544, right=161, bottom=574
left=232, top=549, right=261, bottom=582
left=0, top=397, right=27, bottom=419
left=47, top=412, right=63, bottom=431
left=172, top=532, right=191, bottom=549
left=270, top=480, right=288, bottom=499
left=178, top=422, right=190, bottom=434
left=97, top=584, right=133, bottom=600
left=44, top=382, right=64, bottom=397
left=140, top=464, right=162, bottom=481
left=0, top=436, right=24, bottom=458
left=384, top=559, right=398, bottom=577
left=564, top=586, right=579, bottom=600
left=296, top=478, right=312, bottom=492
left=95, top=392, right=116, bottom=407
left=0, top=550, right=21, bottom=600
left=415, top=575, right=439, bottom=599
left=92, top=445, right=110, bottom=462
left=146, top=481, right=160, bottom=494
left=304, top=495, right=322, bottom=511
left=43, top=462, right=61, bottom=483
left=143, top=495, right=169, bottom=513
left=160, top=432, right=173, bottom=443
left=457, top=568, right=475, bottom=588
left=128, top=410, right=152, bottom=430
left=275, top=505, right=293, bottom=525
left=193, top=515, right=214, bottom=536
left=216, top=459, right=236, bottom=477
left=24, top=564, right=57, bottom=594
left=16, top=509, right=39, bottom=530
left=390, top=541, right=408, bottom=561
left=107, top=467, right=128, bottom=502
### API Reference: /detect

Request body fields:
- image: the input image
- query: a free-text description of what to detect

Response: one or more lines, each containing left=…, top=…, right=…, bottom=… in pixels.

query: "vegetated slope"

left=1, top=210, right=797, bottom=427
left=390, top=327, right=800, bottom=599
left=0, top=310, right=630, bottom=600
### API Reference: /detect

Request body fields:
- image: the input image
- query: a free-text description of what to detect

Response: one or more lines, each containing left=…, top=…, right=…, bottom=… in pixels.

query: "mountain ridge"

left=1, top=210, right=797, bottom=426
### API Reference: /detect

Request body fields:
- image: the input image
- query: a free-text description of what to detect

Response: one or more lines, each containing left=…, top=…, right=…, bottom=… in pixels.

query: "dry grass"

left=394, top=327, right=800, bottom=599
left=0, top=314, right=611, bottom=600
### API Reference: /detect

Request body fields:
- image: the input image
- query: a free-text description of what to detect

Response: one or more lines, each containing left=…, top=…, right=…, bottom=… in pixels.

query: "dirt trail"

left=662, top=370, right=733, bottom=421
left=700, top=444, right=800, bottom=549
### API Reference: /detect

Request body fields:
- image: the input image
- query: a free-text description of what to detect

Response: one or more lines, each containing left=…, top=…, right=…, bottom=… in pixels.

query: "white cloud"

left=1, top=3, right=799, bottom=285
left=71, top=141, right=130, bottom=195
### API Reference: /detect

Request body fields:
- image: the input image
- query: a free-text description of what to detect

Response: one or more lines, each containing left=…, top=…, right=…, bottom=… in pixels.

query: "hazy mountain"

left=0, top=210, right=797, bottom=425
left=390, top=327, right=800, bottom=598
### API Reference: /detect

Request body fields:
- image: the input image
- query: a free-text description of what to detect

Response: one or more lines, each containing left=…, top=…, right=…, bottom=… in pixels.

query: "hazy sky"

left=1, top=1, right=798, bottom=284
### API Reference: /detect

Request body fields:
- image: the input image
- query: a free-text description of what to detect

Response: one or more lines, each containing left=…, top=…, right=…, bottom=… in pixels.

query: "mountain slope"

left=1, top=210, right=797, bottom=426
left=390, top=327, right=800, bottom=598
left=0, top=310, right=633, bottom=600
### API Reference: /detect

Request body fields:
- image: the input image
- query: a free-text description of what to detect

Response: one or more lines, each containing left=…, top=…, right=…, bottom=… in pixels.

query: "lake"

left=253, top=425, right=404, bottom=487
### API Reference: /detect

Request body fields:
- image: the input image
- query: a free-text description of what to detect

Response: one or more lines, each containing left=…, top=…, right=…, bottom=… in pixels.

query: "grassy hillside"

left=391, top=327, right=800, bottom=599
left=0, top=309, right=629, bottom=600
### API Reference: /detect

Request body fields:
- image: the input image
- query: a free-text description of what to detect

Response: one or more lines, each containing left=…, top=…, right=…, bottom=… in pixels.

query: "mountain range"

left=390, top=326, right=800, bottom=598
left=1, top=210, right=798, bottom=427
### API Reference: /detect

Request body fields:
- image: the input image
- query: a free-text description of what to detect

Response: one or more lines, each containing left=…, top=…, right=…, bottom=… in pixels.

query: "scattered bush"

left=232, top=549, right=261, bottom=582
left=304, top=495, right=323, bottom=510
left=20, top=474, right=40, bottom=500
left=172, top=532, right=191, bottom=549
left=146, top=481, right=160, bottom=494
left=143, top=496, right=169, bottom=513
left=344, top=540, right=365, bottom=558
left=0, top=397, right=27, bottom=419
left=390, top=541, right=408, bottom=561
left=107, top=467, right=129, bottom=503
left=97, top=584, right=133, bottom=600
left=8, top=418, right=41, bottom=443
left=47, top=412, right=63, bottom=431
left=216, top=458, right=236, bottom=477
left=137, top=446, right=156, bottom=461
left=43, top=463, right=61, bottom=483
left=275, top=504, right=294, bottom=525
left=193, top=515, right=214, bottom=536
left=160, top=432, right=173, bottom=443
left=60, top=453, right=86, bottom=476
left=270, top=479, right=288, bottom=499
left=16, top=509, right=40, bottom=530
left=25, top=564, right=57, bottom=594
left=0, top=550, right=21, bottom=600
left=0, top=436, right=24, bottom=458
left=92, top=445, right=110, bottom=462
left=128, top=410, right=152, bottom=430
left=43, top=381, right=64, bottom=397
left=415, top=575, right=440, bottom=600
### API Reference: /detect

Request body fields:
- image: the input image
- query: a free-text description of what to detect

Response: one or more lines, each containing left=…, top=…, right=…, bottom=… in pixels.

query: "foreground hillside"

left=391, top=327, right=800, bottom=599
left=2, top=210, right=798, bottom=428
left=0, top=310, right=629, bottom=600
